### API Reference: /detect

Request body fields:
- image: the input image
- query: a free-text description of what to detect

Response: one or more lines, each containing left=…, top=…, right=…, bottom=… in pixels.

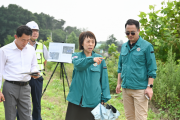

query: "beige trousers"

left=122, top=88, right=148, bottom=120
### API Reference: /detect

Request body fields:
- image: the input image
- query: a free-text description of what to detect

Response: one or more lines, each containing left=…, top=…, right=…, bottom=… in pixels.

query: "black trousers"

left=30, top=76, right=43, bottom=120
left=17, top=76, right=43, bottom=120
left=65, top=102, right=95, bottom=120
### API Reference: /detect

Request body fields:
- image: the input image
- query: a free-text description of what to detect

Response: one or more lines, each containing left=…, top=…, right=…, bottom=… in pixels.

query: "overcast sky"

left=0, top=0, right=169, bottom=43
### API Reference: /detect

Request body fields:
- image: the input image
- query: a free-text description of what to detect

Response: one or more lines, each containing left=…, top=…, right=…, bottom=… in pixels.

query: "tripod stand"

left=41, top=62, right=70, bottom=102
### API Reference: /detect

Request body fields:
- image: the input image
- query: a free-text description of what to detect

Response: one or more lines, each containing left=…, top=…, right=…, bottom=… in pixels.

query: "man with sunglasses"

left=116, top=19, right=157, bottom=120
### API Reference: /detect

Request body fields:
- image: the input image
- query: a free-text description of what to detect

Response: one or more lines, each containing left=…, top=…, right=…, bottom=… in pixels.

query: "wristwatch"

left=147, top=84, right=153, bottom=88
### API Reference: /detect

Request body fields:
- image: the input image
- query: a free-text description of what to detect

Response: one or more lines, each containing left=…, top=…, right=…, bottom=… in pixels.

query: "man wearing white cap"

left=27, top=21, right=48, bottom=120
left=17, top=21, right=48, bottom=120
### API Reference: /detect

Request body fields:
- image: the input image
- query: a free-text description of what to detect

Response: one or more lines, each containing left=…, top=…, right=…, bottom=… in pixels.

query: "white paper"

left=48, top=42, right=75, bottom=63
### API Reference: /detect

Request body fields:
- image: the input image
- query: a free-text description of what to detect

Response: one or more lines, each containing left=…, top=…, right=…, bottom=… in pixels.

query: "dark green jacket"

left=67, top=51, right=111, bottom=108
left=117, top=36, right=157, bottom=89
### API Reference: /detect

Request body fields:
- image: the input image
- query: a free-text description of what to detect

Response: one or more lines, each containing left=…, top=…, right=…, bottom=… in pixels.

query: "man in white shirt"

left=0, top=25, right=39, bottom=120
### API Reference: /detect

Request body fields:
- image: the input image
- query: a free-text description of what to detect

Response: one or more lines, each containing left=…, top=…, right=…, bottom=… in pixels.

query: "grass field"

left=0, top=63, right=163, bottom=120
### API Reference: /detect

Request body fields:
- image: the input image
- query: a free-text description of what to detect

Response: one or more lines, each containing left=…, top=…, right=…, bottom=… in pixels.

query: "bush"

left=104, top=43, right=120, bottom=93
left=106, top=55, right=119, bottom=93
left=153, top=48, right=180, bottom=119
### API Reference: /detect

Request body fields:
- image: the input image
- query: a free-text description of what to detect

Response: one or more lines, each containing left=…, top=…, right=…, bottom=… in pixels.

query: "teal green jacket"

left=117, top=36, right=157, bottom=89
left=67, top=51, right=111, bottom=108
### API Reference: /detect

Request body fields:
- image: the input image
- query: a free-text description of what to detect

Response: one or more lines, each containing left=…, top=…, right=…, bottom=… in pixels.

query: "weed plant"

left=153, top=48, right=180, bottom=119
left=46, top=62, right=73, bottom=83
left=106, top=55, right=119, bottom=93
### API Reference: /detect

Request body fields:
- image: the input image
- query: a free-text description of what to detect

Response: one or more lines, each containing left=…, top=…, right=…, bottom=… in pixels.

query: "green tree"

left=108, top=43, right=120, bottom=59
left=65, top=26, right=81, bottom=38
left=138, top=0, right=180, bottom=61
left=40, top=37, right=52, bottom=49
left=0, top=4, right=64, bottom=46
left=53, top=19, right=66, bottom=30
left=105, top=34, right=118, bottom=49
left=39, top=29, right=51, bottom=41
left=98, top=44, right=106, bottom=51
left=52, top=29, right=66, bottom=43
left=4, top=35, right=14, bottom=45
left=0, top=4, right=83, bottom=48
left=66, top=31, right=78, bottom=49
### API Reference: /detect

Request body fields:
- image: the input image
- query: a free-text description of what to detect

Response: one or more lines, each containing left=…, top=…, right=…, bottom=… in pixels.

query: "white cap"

left=26, top=21, right=39, bottom=30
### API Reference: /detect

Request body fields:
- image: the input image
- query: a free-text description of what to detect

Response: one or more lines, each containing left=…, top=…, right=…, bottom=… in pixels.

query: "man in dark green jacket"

left=116, top=19, right=157, bottom=120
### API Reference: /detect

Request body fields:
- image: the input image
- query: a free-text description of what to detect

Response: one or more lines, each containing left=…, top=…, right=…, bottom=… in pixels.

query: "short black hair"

left=79, top=31, right=97, bottom=50
left=16, top=25, right=32, bottom=37
left=125, top=19, right=140, bottom=30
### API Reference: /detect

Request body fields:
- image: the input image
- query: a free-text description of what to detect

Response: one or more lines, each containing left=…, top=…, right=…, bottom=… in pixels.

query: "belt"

left=6, top=80, right=29, bottom=86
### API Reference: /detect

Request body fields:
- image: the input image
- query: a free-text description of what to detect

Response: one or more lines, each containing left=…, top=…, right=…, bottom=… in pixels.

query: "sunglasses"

left=125, top=31, right=136, bottom=36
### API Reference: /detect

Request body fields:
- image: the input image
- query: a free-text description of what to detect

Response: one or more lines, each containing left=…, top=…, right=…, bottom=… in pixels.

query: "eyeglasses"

left=32, top=29, right=39, bottom=32
left=125, top=31, right=136, bottom=36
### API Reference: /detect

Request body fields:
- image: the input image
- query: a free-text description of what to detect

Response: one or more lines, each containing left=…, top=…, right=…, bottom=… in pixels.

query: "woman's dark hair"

left=125, top=19, right=140, bottom=30
left=79, top=31, right=97, bottom=50
left=16, top=25, right=32, bottom=37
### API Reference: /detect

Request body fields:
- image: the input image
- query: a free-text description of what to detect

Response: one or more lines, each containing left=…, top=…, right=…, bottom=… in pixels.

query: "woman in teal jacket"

left=65, top=31, right=111, bottom=120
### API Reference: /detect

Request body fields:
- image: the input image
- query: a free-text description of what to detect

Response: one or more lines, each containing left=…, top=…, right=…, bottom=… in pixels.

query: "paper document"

left=48, top=42, right=75, bottom=63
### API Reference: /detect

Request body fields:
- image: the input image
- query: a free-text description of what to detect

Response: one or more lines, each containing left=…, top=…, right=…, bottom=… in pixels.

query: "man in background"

left=26, top=21, right=48, bottom=120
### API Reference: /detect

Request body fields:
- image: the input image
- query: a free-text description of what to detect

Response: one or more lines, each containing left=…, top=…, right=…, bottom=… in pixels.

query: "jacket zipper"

left=79, top=96, right=83, bottom=106
left=79, top=69, right=87, bottom=106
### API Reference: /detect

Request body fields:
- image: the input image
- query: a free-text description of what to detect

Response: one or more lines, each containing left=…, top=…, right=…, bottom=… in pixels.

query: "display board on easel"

left=42, top=42, right=75, bottom=101
left=48, top=42, right=75, bottom=63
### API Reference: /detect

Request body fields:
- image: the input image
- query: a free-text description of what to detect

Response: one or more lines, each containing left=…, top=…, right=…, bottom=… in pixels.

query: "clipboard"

left=20, top=72, right=39, bottom=76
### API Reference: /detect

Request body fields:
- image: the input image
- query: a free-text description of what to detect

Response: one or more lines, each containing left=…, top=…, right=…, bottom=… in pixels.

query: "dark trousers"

left=65, top=102, right=95, bottom=120
left=17, top=76, right=43, bottom=120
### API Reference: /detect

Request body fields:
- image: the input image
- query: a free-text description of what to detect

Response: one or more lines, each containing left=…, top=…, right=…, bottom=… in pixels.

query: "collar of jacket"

left=81, top=50, right=95, bottom=57
left=125, top=36, right=143, bottom=48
